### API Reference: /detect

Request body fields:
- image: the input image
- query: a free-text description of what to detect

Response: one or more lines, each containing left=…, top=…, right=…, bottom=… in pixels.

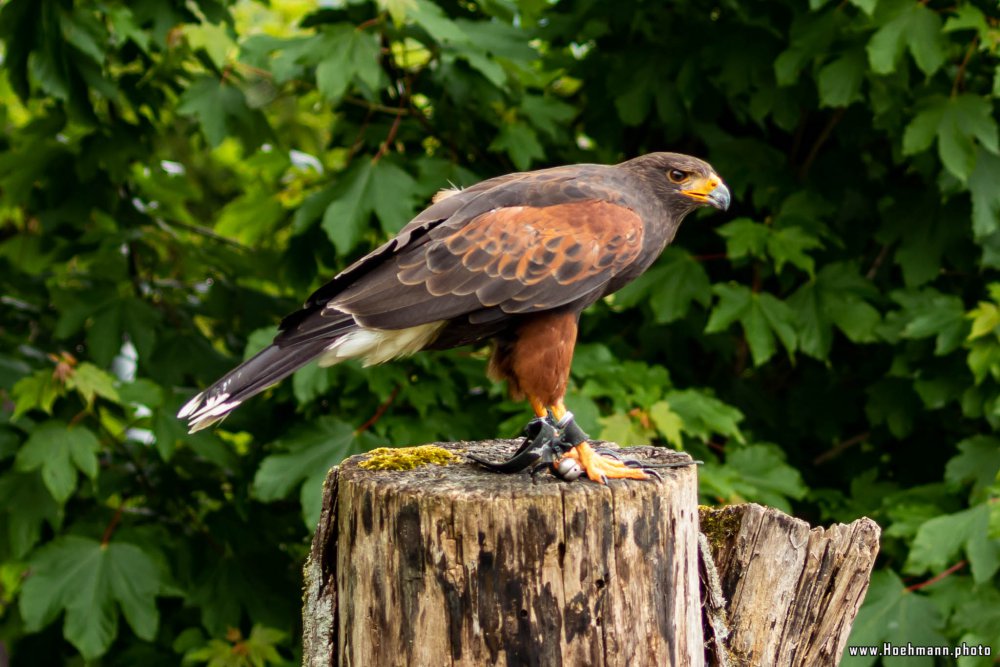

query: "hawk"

left=178, top=153, right=730, bottom=483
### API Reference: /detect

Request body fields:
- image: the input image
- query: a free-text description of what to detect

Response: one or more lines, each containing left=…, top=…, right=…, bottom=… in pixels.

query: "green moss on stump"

left=358, top=445, right=462, bottom=471
left=699, top=505, right=743, bottom=552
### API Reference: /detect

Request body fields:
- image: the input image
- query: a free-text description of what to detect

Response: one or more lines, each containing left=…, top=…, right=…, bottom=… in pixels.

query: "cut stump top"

left=305, top=439, right=705, bottom=667
left=337, top=438, right=698, bottom=496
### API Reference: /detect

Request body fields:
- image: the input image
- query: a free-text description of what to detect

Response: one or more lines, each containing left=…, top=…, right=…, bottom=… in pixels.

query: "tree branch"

left=798, top=108, right=846, bottom=180
left=905, top=560, right=966, bottom=592
left=356, top=386, right=400, bottom=435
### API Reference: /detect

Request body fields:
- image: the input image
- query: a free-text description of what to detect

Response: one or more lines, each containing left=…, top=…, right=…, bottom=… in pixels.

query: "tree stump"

left=302, top=442, right=882, bottom=667
left=699, top=504, right=881, bottom=666
left=302, top=439, right=703, bottom=667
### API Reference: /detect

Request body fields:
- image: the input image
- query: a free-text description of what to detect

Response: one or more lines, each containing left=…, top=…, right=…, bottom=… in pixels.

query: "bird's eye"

left=667, top=169, right=689, bottom=183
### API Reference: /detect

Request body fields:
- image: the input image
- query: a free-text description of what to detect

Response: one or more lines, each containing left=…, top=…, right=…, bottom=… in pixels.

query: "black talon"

left=642, top=460, right=705, bottom=468
left=529, top=461, right=551, bottom=476
left=593, top=447, right=625, bottom=461
left=467, top=448, right=543, bottom=473
left=471, top=411, right=613, bottom=483
left=468, top=417, right=562, bottom=473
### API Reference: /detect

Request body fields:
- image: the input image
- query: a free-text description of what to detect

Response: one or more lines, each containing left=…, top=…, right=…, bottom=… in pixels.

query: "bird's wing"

left=274, top=172, right=533, bottom=344
left=327, top=198, right=644, bottom=330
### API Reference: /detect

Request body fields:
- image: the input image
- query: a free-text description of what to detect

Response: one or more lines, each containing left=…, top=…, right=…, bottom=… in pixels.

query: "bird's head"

left=623, top=152, right=731, bottom=215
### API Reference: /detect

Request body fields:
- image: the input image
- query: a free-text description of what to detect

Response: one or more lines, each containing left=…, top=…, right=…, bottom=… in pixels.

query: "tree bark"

left=302, top=442, right=881, bottom=667
left=699, top=504, right=880, bottom=666
left=303, top=439, right=703, bottom=667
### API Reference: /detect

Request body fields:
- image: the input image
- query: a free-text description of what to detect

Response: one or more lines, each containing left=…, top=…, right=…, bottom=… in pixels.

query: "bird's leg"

left=549, top=403, right=653, bottom=484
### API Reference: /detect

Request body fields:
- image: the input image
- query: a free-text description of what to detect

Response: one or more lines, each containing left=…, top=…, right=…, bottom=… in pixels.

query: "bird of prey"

left=178, top=152, right=729, bottom=483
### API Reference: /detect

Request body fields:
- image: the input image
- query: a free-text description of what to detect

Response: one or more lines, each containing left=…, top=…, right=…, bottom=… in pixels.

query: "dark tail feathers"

left=177, top=339, right=330, bottom=433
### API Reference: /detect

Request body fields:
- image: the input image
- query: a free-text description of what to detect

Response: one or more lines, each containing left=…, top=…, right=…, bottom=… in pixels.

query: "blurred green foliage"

left=0, top=0, right=998, bottom=663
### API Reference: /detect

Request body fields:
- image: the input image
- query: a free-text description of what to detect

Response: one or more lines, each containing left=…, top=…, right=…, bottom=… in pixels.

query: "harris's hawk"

left=178, top=153, right=730, bottom=483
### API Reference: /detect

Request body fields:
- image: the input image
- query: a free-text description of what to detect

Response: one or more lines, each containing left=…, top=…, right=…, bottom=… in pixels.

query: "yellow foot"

left=560, top=441, right=649, bottom=484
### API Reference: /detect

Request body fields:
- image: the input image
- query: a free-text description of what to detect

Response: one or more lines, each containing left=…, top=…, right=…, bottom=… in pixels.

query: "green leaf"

left=705, top=282, right=752, bottom=333
left=106, top=6, right=150, bottom=52
left=10, top=368, right=65, bottom=420
left=184, top=625, right=286, bottom=666
left=453, top=19, right=537, bottom=62
left=87, top=296, right=162, bottom=367
left=902, top=4, right=946, bottom=76
left=951, top=588, right=1000, bottom=649
left=66, top=362, right=120, bottom=407
left=87, top=300, right=123, bottom=368
left=886, top=288, right=968, bottom=355
left=177, top=77, right=239, bottom=147
left=902, top=97, right=946, bottom=156
left=597, top=412, right=650, bottom=446
left=843, top=570, right=946, bottom=666
left=938, top=95, right=1000, bottom=181
left=177, top=76, right=265, bottom=149
left=253, top=417, right=370, bottom=526
left=726, top=443, right=807, bottom=511
left=314, top=25, right=382, bottom=102
left=117, top=379, right=164, bottom=409
left=945, top=435, right=1000, bottom=500
left=19, top=536, right=165, bottom=659
left=767, top=225, right=822, bottom=275
left=215, top=191, right=286, bottom=246
left=774, top=9, right=843, bottom=86
left=868, top=3, right=946, bottom=76
left=817, top=49, right=865, bottom=108
left=743, top=297, right=779, bottom=366
left=321, top=161, right=375, bottom=255
left=488, top=121, right=544, bottom=171
left=0, top=471, right=62, bottom=558
left=292, top=363, right=335, bottom=405
left=967, top=340, right=1000, bottom=385
left=706, top=284, right=795, bottom=366
left=757, top=292, right=797, bottom=358
left=15, top=422, right=101, bottom=503
left=716, top=218, right=768, bottom=260
left=905, top=95, right=999, bottom=181
left=867, top=5, right=909, bottom=75
left=521, top=94, right=576, bottom=138
left=378, top=0, right=417, bottom=25
left=370, top=160, right=421, bottom=235
left=614, top=249, right=711, bottom=323
left=292, top=184, right=340, bottom=235
left=409, top=0, right=468, bottom=44
left=968, top=147, right=1000, bottom=241
left=184, top=22, right=236, bottom=69
left=943, top=5, right=989, bottom=36
left=790, top=263, right=881, bottom=358
left=907, top=503, right=1000, bottom=584
left=665, top=388, right=745, bottom=444
left=648, top=401, right=683, bottom=448
left=848, top=0, right=875, bottom=15
left=648, top=251, right=712, bottom=323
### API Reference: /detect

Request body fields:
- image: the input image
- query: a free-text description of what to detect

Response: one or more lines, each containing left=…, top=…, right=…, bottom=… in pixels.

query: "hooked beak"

left=681, top=174, right=731, bottom=211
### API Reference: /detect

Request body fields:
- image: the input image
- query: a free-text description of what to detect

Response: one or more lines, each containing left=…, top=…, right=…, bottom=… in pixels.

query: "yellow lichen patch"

left=358, top=445, right=462, bottom=471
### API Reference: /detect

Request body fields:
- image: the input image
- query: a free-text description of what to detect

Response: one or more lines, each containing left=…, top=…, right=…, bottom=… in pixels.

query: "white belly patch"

left=318, top=321, right=445, bottom=367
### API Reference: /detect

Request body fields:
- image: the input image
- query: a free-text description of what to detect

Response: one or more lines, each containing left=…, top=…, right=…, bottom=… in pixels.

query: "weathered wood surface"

left=303, top=439, right=703, bottom=667
left=699, top=504, right=881, bottom=666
